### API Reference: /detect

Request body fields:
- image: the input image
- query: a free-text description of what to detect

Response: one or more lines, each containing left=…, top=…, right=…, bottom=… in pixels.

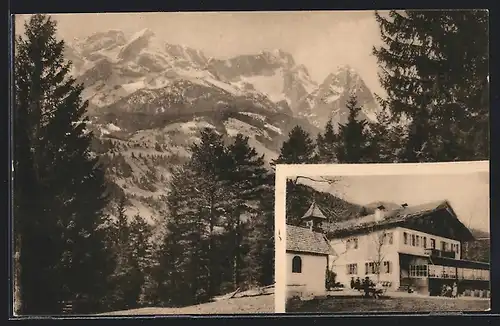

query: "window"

left=412, top=234, right=416, bottom=246
left=365, top=262, right=380, bottom=274
left=416, top=235, right=420, bottom=247
left=430, top=238, right=436, bottom=249
left=383, top=261, right=392, bottom=274
left=403, top=232, right=408, bottom=245
left=441, top=241, right=446, bottom=251
left=409, top=265, right=428, bottom=277
left=346, top=237, right=358, bottom=250
left=292, top=256, right=302, bottom=273
left=455, top=243, right=460, bottom=254
left=347, top=263, right=358, bottom=275
left=382, top=232, right=393, bottom=245
left=423, top=237, right=427, bottom=248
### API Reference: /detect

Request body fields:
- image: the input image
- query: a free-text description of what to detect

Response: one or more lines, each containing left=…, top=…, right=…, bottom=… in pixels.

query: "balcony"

left=424, top=248, right=456, bottom=259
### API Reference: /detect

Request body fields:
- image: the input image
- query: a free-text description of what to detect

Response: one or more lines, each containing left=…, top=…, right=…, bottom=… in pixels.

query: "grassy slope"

left=100, top=294, right=275, bottom=315
left=287, top=296, right=489, bottom=313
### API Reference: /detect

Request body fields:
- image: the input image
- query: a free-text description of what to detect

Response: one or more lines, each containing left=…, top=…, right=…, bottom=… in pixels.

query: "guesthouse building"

left=300, top=200, right=490, bottom=296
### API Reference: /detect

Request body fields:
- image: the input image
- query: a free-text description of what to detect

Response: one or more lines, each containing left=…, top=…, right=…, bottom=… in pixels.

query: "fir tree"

left=188, top=128, right=234, bottom=298
left=158, top=167, right=204, bottom=306
left=14, top=14, right=112, bottom=314
left=335, top=95, right=371, bottom=163
left=365, top=106, right=403, bottom=163
left=242, top=174, right=275, bottom=287
left=373, top=10, right=489, bottom=161
left=226, top=134, right=269, bottom=289
left=273, top=125, right=317, bottom=164
left=316, top=119, right=338, bottom=163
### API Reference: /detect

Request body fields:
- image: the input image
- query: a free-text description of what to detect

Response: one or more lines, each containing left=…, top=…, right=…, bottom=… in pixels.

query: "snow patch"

left=239, top=112, right=266, bottom=122
left=205, top=78, right=242, bottom=96
left=240, top=69, right=285, bottom=103
left=107, top=123, right=121, bottom=131
left=122, top=80, right=147, bottom=93
left=264, top=123, right=282, bottom=135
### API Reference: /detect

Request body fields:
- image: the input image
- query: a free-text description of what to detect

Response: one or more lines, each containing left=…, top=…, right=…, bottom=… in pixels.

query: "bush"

left=286, top=295, right=302, bottom=307
left=325, top=269, right=336, bottom=290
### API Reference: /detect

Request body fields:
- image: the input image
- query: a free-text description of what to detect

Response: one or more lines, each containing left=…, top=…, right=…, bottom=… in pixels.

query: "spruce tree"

left=273, top=125, right=317, bottom=164
left=316, top=119, right=338, bottom=163
left=242, top=173, right=275, bottom=287
left=226, top=134, right=269, bottom=289
left=188, top=128, right=234, bottom=298
left=335, top=95, right=371, bottom=163
left=373, top=10, right=489, bottom=161
left=365, top=106, right=402, bottom=163
left=14, top=14, right=112, bottom=314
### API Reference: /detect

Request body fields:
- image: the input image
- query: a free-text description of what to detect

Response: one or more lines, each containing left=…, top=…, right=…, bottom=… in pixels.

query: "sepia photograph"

left=11, top=9, right=488, bottom=317
left=274, top=162, right=490, bottom=313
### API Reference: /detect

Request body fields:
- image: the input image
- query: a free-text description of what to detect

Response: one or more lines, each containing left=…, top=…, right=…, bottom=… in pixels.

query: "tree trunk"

left=232, top=220, right=240, bottom=290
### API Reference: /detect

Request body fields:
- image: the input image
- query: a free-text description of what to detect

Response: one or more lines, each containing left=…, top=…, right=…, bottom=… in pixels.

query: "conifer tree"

left=14, top=14, right=112, bottom=314
left=273, top=125, right=317, bottom=165
left=373, top=10, right=489, bottom=161
left=188, top=128, right=234, bottom=298
left=242, top=173, right=275, bottom=287
left=365, top=106, right=403, bottom=163
left=316, top=119, right=338, bottom=163
left=226, top=134, right=269, bottom=289
left=335, top=95, right=371, bottom=163
left=159, top=166, right=208, bottom=306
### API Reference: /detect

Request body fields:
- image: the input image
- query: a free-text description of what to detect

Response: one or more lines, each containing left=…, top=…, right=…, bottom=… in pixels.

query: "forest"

left=13, top=10, right=489, bottom=314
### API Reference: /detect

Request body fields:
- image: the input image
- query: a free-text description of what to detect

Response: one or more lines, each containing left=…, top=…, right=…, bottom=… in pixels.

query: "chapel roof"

left=286, top=224, right=336, bottom=255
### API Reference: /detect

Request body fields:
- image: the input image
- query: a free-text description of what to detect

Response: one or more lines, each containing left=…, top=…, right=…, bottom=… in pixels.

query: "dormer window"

left=346, top=237, right=358, bottom=250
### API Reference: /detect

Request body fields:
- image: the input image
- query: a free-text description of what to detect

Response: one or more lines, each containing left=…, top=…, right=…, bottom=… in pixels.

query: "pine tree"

left=373, top=10, right=489, bottom=161
left=124, top=214, right=153, bottom=308
left=226, top=134, right=269, bottom=289
left=188, top=128, right=234, bottom=298
left=316, top=119, right=338, bottom=163
left=158, top=167, right=204, bottom=306
left=242, top=174, right=275, bottom=287
left=273, top=125, right=317, bottom=164
left=365, top=106, right=402, bottom=163
left=14, top=14, right=112, bottom=314
left=335, top=95, right=371, bottom=163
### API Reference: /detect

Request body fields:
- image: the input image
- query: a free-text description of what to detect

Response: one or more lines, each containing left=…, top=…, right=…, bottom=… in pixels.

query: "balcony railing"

left=424, top=248, right=456, bottom=259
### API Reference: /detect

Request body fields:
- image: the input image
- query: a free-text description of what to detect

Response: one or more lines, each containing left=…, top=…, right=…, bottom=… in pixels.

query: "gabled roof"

left=301, top=201, right=327, bottom=220
left=286, top=225, right=336, bottom=255
left=323, top=200, right=474, bottom=241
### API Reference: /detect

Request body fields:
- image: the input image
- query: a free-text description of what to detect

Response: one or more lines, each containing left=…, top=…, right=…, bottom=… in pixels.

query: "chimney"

left=401, top=203, right=408, bottom=208
left=374, top=205, right=386, bottom=222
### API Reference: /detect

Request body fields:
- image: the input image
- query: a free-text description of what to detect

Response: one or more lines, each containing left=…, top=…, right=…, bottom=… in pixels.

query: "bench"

left=357, top=281, right=392, bottom=298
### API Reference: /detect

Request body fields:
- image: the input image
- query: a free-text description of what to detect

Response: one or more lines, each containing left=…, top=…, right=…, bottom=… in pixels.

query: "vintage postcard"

left=12, top=9, right=487, bottom=317
left=275, top=162, right=490, bottom=313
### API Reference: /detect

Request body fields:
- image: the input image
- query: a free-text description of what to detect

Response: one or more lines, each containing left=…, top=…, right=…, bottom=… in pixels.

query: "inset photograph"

left=275, top=162, right=490, bottom=313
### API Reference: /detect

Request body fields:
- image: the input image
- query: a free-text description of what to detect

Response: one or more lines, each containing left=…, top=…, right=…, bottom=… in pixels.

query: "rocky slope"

left=65, top=28, right=380, bottom=224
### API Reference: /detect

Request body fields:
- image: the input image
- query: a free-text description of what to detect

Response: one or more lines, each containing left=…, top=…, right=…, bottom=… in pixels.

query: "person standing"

left=452, top=282, right=458, bottom=298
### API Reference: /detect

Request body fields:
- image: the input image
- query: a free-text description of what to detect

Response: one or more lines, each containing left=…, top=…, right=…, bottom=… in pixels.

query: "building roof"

left=323, top=200, right=474, bottom=241
left=301, top=201, right=327, bottom=220
left=286, top=224, right=335, bottom=255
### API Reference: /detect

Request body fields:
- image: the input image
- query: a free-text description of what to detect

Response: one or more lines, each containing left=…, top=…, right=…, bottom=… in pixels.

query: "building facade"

left=302, top=201, right=490, bottom=296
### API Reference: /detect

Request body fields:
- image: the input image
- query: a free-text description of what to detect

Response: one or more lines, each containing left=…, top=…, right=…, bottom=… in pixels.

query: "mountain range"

left=63, top=28, right=380, bottom=224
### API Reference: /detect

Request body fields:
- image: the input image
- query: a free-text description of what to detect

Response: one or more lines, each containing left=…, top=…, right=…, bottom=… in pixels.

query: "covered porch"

left=398, top=253, right=490, bottom=296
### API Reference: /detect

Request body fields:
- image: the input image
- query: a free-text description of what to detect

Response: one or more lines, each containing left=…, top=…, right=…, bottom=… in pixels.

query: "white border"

left=274, top=161, right=489, bottom=313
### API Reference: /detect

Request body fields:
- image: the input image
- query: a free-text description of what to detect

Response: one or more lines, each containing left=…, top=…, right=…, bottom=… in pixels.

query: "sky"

left=298, top=171, right=490, bottom=233
left=14, top=11, right=385, bottom=96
